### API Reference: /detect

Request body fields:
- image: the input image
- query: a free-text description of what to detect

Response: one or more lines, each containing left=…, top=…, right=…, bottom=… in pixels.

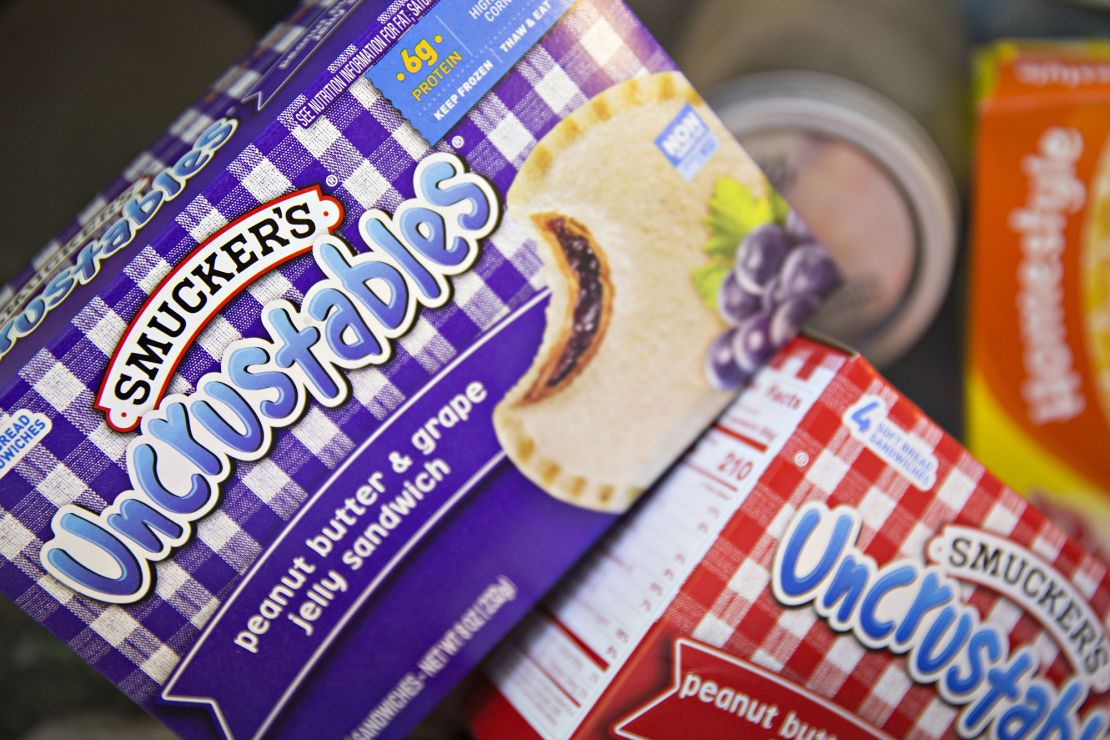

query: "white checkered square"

left=349, top=76, right=383, bottom=110
left=984, top=500, right=1021, bottom=536
left=580, top=17, right=622, bottom=67
left=166, top=374, right=196, bottom=398
left=242, top=457, right=298, bottom=509
left=767, top=502, right=799, bottom=540
left=824, top=635, right=865, bottom=673
left=1029, top=629, right=1060, bottom=671
left=350, top=367, right=404, bottom=419
left=123, top=151, right=163, bottom=181
left=29, top=241, right=62, bottom=273
left=0, top=515, right=36, bottom=560
left=239, top=156, right=295, bottom=203
left=913, top=698, right=957, bottom=739
left=864, top=663, right=912, bottom=715
left=344, top=160, right=392, bottom=209
left=726, top=559, right=769, bottom=603
left=318, top=135, right=364, bottom=181
left=750, top=648, right=784, bottom=674
left=692, top=613, right=733, bottom=647
left=71, top=298, right=126, bottom=357
left=196, top=509, right=242, bottom=554
left=125, top=247, right=173, bottom=295
left=152, top=559, right=218, bottom=630
left=293, top=407, right=343, bottom=456
left=37, top=465, right=87, bottom=508
left=140, top=645, right=179, bottom=683
left=775, top=604, right=816, bottom=640
left=858, top=485, right=897, bottom=532
left=805, top=449, right=850, bottom=494
left=195, top=313, right=243, bottom=366
left=1030, top=529, right=1064, bottom=563
left=169, top=111, right=216, bottom=142
left=270, top=24, right=306, bottom=54
left=33, top=364, right=86, bottom=414
left=392, top=120, right=429, bottom=162
left=76, top=196, right=110, bottom=227
left=31, top=577, right=76, bottom=622
left=178, top=196, right=228, bottom=243
left=220, top=531, right=263, bottom=575
left=153, top=558, right=197, bottom=604
left=193, top=596, right=220, bottom=630
left=247, top=269, right=297, bottom=305
left=533, top=65, right=580, bottom=115
left=400, top=319, right=455, bottom=372
left=1073, top=559, right=1103, bottom=600
left=986, top=597, right=1022, bottom=634
left=90, top=608, right=142, bottom=649
left=900, top=521, right=934, bottom=561
left=935, top=465, right=977, bottom=512
left=487, top=114, right=534, bottom=164
left=293, top=118, right=343, bottom=158
left=453, top=272, right=509, bottom=328
left=493, top=217, right=534, bottom=261
left=1025, top=630, right=1061, bottom=670
left=151, top=560, right=187, bottom=603
left=214, top=64, right=247, bottom=95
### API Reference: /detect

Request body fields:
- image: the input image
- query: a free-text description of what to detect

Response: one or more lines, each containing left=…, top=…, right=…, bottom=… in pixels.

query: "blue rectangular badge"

left=368, top=0, right=573, bottom=144
left=655, top=103, right=720, bottom=181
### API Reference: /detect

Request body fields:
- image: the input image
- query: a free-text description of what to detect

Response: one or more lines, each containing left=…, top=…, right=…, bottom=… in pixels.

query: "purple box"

left=0, top=1, right=837, bottom=737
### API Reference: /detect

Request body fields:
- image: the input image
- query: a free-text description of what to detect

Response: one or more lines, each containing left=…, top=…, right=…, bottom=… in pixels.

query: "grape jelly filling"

left=528, top=214, right=612, bottom=399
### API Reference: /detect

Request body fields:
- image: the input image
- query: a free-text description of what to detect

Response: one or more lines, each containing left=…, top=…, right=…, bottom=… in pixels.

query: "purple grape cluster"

left=706, top=214, right=839, bottom=391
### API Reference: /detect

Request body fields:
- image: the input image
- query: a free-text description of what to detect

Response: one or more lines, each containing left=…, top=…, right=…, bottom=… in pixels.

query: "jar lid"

left=710, top=71, right=958, bottom=367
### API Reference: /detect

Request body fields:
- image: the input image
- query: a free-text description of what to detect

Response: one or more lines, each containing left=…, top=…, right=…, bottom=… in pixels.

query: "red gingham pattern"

left=654, top=343, right=1110, bottom=738
left=474, top=339, right=1110, bottom=739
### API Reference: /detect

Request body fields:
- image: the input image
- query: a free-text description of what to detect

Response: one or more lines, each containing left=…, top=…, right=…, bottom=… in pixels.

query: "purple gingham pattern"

left=0, top=0, right=672, bottom=708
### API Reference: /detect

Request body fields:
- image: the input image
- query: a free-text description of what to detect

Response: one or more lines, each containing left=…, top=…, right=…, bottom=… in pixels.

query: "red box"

left=469, top=337, right=1110, bottom=738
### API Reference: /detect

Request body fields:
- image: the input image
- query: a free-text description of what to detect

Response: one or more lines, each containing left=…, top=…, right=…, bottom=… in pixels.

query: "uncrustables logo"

left=772, top=502, right=1110, bottom=738
left=43, top=152, right=500, bottom=604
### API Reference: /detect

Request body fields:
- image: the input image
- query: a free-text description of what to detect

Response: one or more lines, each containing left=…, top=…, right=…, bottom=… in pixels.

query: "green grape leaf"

left=703, top=177, right=776, bottom=260
left=770, top=187, right=792, bottom=226
left=690, top=261, right=732, bottom=314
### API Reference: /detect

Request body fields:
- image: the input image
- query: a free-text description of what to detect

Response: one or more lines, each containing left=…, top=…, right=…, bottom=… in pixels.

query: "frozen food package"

left=471, top=336, right=1110, bottom=739
left=0, top=1, right=837, bottom=737
left=969, top=40, right=1110, bottom=551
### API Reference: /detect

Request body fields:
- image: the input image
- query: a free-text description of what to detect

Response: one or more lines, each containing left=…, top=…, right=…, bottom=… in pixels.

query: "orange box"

left=968, top=41, right=1110, bottom=547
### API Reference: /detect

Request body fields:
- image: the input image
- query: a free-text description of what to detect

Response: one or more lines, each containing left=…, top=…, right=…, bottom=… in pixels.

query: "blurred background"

left=4, top=0, right=1110, bottom=736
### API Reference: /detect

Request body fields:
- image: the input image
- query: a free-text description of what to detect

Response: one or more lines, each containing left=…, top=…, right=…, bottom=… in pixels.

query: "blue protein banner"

left=162, top=296, right=547, bottom=738
left=367, top=0, right=574, bottom=143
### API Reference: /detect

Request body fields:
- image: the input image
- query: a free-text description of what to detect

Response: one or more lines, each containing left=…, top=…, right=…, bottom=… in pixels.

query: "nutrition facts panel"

left=486, top=350, right=841, bottom=739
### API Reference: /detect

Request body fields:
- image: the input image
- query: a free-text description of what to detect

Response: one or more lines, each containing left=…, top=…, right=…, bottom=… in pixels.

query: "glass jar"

left=709, top=72, right=958, bottom=367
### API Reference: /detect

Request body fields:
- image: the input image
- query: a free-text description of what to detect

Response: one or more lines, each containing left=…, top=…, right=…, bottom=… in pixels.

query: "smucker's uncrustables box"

left=469, top=337, right=1110, bottom=739
left=969, top=41, right=1110, bottom=551
left=0, top=1, right=839, bottom=738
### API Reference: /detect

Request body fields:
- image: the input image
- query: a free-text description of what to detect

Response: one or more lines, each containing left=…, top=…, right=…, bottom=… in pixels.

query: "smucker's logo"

left=46, top=152, right=500, bottom=604
left=773, top=502, right=1110, bottom=738
left=94, top=187, right=345, bottom=432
